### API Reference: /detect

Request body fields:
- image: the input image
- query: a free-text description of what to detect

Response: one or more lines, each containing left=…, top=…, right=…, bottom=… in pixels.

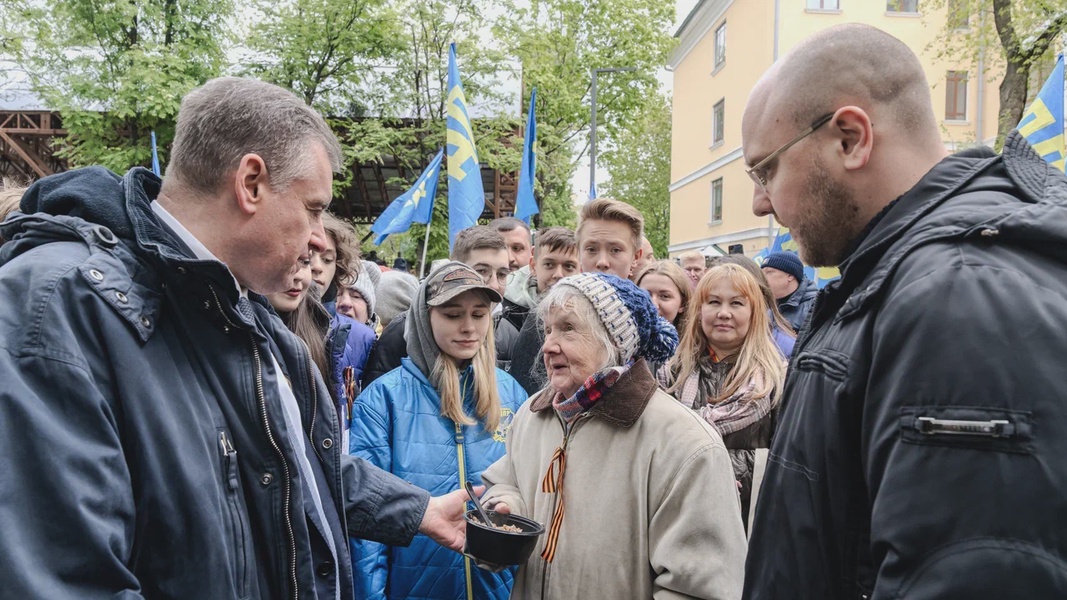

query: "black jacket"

left=744, top=133, right=1067, bottom=599
left=361, top=312, right=406, bottom=388
left=506, top=312, right=546, bottom=396
left=493, top=298, right=529, bottom=371
left=0, top=167, right=429, bottom=599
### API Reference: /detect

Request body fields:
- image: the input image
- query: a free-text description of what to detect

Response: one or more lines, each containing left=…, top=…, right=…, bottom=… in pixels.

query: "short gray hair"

left=538, top=285, right=620, bottom=371
left=168, top=77, right=343, bottom=193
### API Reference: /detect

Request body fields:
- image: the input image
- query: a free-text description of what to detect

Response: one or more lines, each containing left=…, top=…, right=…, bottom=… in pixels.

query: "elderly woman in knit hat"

left=480, top=273, right=746, bottom=599
left=336, top=270, right=379, bottom=332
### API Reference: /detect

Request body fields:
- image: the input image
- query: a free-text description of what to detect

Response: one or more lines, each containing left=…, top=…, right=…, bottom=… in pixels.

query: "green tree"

left=337, top=0, right=519, bottom=264
left=600, top=92, right=671, bottom=258
left=927, top=0, right=1067, bottom=148
left=1, top=0, right=232, bottom=171
left=242, top=0, right=401, bottom=113
left=496, top=0, right=676, bottom=223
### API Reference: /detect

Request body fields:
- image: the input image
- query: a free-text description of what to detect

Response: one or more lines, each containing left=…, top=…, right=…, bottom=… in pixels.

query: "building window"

left=714, top=22, right=726, bottom=69
left=887, top=0, right=918, bottom=12
left=712, top=99, right=725, bottom=145
left=945, top=71, right=968, bottom=121
left=807, top=0, right=840, bottom=9
left=947, top=0, right=969, bottom=28
left=711, top=178, right=723, bottom=223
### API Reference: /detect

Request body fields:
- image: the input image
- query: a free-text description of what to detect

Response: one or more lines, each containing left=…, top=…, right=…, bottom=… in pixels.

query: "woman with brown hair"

left=635, top=259, right=691, bottom=332
left=658, top=263, right=788, bottom=526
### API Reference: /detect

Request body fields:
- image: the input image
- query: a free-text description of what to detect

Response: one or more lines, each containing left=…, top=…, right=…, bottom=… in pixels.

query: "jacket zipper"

left=456, top=371, right=474, bottom=600
left=302, top=343, right=323, bottom=462
left=220, top=430, right=249, bottom=597
left=539, top=414, right=588, bottom=600
left=209, top=287, right=299, bottom=599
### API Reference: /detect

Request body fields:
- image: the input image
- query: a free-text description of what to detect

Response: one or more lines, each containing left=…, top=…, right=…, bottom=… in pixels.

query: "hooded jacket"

left=482, top=359, right=747, bottom=599
left=0, top=167, right=429, bottom=599
left=349, top=357, right=527, bottom=600
left=744, top=133, right=1067, bottom=599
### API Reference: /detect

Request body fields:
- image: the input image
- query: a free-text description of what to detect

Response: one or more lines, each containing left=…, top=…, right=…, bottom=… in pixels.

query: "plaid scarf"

left=552, top=361, right=633, bottom=424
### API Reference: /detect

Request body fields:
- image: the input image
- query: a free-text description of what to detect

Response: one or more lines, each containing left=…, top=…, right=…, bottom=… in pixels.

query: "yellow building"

left=667, top=0, right=1001, bottom=257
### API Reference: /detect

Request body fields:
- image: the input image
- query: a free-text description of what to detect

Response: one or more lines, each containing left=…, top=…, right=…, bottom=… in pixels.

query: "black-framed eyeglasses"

left=746, top=113, right=834, bottom=191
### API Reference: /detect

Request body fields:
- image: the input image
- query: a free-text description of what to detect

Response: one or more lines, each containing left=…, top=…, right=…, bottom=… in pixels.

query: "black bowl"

left=465, top=509, right=545, bottom=565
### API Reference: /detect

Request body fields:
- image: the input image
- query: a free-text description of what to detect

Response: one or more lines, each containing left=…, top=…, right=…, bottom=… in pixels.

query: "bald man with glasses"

left=741, top=24, right=1067, bottom=600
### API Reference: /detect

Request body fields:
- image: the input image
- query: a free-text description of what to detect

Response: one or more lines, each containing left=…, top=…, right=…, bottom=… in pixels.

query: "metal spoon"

left=464, top=480, right=493, bottom=527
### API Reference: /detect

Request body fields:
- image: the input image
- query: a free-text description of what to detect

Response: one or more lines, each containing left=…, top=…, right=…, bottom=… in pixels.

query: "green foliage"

left=496, top=0, right=676, bottom=205
left=1, top=0, right=232, bottom=171
left=925, top=0, right=1067, bottom=148
left=600, top=93, right=671, bottom=257
left=243, top=0, right=401, bottom=113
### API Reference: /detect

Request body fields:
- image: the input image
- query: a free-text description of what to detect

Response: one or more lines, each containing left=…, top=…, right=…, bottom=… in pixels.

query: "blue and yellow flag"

left=1017, top=54, right=1065, bottom=172
left=371, top=149, right=443, bottom=245
left=515, top=87, right=539, bottom=224
left=446, top=43, right=485, bottom=249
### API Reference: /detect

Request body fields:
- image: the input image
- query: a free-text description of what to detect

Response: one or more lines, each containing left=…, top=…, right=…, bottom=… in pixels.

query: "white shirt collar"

left=151, top=201, right=244, bottom=297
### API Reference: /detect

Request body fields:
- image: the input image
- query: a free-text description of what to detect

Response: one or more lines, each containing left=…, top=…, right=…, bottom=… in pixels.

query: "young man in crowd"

left=742, top=24, right=1067, bottom=599
left=495, top=227, right=578, bottom=371
left=760, top=250, right=817, bottom=332
left=361, top=225, right=510, bottom=386
left=508, top=198, right=644, bottom=394
left=0, top=77, right=470, bottom=598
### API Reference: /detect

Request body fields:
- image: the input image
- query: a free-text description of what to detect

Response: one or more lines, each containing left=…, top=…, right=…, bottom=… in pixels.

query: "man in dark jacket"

left=741, top=24, right=1067, bottom=599
left=761, top=250, right=817, bottom=332
left=0, top=77, right=471, bottom=599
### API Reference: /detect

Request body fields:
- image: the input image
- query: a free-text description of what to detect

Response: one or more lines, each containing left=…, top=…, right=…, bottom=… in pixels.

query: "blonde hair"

left=634, top=260, right=691, bottom=332
left=669, top=264, right=785, bottom=403
left=577, top=198, right=643, bottom=252
left=430, top=292, right=503, bottom=432
left=678, top=250, right=706, bottom=266
left=0, top=181, right=28, bottom=233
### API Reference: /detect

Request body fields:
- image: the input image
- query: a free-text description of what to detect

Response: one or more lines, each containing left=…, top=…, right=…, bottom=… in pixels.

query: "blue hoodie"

left=349, top=358, right=527, bottom=600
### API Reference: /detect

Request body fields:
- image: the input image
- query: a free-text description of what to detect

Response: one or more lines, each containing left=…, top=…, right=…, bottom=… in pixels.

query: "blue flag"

left=371, top=149, right=443, bottom=245
left=589, top=182, right=596, bottom=201
left=515, top=88, right=539, bottom=224
left=446, top=43, right=485, bottom=249
left=1017, top=54, right=1064, bottom=172
left=151, top=131, right=161, bottom=176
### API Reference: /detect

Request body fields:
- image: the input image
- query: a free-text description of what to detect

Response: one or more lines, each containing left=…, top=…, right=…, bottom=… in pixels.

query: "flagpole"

left=419, top=220, right=432, bottom=279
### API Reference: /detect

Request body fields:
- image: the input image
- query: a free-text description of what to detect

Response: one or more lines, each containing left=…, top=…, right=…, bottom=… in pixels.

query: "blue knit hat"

left=763, top=251, right=805, bottom=282
left=555, top=272, right=679, bottom=365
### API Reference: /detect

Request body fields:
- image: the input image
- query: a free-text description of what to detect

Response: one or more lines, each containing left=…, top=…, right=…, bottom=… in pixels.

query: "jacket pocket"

left=793, top=350, right=850, bottom=382
left=218, top=429, right=252, bottom=598
left=899, top=406, right=1034, bottom=454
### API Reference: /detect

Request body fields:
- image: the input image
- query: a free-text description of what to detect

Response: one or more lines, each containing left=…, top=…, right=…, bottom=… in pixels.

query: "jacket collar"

left=529, top=358, right=658, bottom=428
left=828, top=145, right=1000, bottom=321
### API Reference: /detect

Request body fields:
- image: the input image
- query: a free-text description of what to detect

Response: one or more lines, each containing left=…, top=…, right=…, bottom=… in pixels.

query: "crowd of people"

left=1, top=22, right=1067, bottom=600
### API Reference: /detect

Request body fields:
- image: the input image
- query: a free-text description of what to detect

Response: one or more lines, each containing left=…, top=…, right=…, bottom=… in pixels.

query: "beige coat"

left=481, top=360, right=746, bottom=599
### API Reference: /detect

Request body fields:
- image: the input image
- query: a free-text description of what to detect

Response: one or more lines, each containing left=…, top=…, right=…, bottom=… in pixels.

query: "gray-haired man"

left=0, top=77, right=471, bottom=598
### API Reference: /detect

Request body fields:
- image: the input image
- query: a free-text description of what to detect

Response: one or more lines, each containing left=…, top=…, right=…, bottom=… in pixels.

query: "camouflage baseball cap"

left=425, top=261, right=503, bottom=307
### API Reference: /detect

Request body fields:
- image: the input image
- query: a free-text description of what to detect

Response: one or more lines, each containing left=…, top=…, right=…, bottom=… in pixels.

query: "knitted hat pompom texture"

left=762, top=251, right=805, bottom=282
left=556, top=272, right=679, bottom=365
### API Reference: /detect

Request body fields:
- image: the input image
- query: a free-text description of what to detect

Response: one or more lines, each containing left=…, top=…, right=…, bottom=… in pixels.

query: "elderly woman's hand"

left=486, top=501, right=511, bottom=515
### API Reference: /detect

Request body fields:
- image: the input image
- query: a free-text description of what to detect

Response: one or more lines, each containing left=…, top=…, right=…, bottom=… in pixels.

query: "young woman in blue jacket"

left=349, top=261, right=528, bottom=600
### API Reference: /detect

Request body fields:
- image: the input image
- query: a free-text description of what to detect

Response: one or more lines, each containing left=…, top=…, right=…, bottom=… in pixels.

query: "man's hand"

left=420, top=485, right=483, bottom=552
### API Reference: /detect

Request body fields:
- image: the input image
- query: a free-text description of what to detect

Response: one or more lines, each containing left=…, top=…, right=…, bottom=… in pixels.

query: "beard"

left=791, top=157, right=861, bottom=267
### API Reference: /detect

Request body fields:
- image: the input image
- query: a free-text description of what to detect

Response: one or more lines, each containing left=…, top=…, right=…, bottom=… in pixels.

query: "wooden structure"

left=0, top=111, right=521, bottom=221
left=0, top=110, right=68, bottom=180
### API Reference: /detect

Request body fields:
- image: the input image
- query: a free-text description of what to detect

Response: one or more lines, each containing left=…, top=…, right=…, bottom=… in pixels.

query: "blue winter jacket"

left=349, top=358, right=528, bottom=600
left=0, top=167, right=430, bottom=599
left=326, top=313, right=376, bottom=450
